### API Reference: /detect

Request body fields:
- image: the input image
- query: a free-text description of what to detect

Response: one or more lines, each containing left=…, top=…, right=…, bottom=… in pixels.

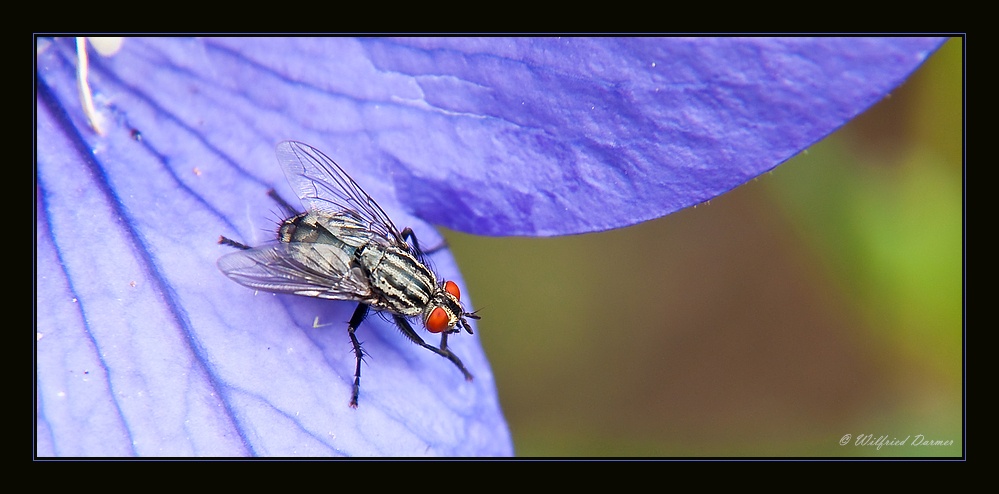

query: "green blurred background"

left=443, top=38, right=962, bottom=457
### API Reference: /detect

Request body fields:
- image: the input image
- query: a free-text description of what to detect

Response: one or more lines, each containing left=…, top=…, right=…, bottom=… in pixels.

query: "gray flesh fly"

left=218, top=141, right=478, bottom=408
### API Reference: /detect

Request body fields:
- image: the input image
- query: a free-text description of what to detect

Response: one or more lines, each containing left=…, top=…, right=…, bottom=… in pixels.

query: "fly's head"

left=424, top=280, right=479, bottom=335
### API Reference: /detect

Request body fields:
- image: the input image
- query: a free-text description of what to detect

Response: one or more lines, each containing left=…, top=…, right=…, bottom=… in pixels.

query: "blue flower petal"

left=356, top=37, right=945, bottom=236
left=36, top=37, right=512, bottom=456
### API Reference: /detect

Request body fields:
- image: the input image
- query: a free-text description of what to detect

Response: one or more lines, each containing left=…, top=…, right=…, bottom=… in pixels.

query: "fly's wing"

left=217, top=242, right=372, bottom=301
left=276, top=141, right=406, bottom=248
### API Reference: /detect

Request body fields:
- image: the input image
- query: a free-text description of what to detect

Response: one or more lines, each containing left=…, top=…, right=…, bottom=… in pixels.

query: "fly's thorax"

left=358, top=242, right=436, bottom=316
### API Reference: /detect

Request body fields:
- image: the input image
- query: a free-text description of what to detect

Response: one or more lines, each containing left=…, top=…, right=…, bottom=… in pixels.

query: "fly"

left=217, top=141, right=478, bottom=408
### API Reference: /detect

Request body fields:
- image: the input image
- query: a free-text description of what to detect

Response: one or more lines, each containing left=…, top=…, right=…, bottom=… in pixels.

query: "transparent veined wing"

left=217, top=242, right=372, bottom=301
left=276, top=141, right=406, bottom=248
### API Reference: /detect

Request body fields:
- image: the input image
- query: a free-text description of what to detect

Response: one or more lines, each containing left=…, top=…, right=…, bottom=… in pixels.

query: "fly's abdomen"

left=281, top=212, right=369, bottom=250
left=358, top=243, right=436, bottom=316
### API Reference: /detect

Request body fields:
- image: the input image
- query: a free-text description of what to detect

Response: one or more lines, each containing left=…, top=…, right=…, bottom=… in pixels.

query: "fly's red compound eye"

left=427, top=307, right=450, bottom=333
left=444, top=280, right=460, bottom=300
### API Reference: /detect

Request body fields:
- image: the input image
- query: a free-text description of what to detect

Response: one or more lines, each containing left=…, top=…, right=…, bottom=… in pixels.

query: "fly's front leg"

left=346, top=303, right=370, bottom=408
left=392, top=315, right=473, bottom=382
left=438, top=330, right=473, bottom=381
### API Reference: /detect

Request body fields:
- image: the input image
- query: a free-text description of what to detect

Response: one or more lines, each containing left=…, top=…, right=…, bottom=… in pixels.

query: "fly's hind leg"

left=267, top=189, right=300, bottom=218
left=346, top=303, right=371, bottom=408
left=218, top=190, right=300, bottom=250
left=392, top=315, right=473, bottom=382
left=218, top=236, right=251, bottom=250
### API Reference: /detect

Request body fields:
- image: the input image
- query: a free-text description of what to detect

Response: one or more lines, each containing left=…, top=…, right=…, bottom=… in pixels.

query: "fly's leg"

left=401, top=227, right=449, bottom=255
left=437, top=331, right=472, bottom=381
left=392, top=315, right=473, bottom=382
left=346, top=303, right=370, bottom=408
left=266, top=189, right=300, bottom=218
left=218, top=236, right=251, bottom=250
left=218, top=190, right=300, bottom=250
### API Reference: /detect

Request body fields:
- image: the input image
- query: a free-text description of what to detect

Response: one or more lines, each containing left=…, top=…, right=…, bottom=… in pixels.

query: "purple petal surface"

left=36, top=37, right=512, bottom=456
